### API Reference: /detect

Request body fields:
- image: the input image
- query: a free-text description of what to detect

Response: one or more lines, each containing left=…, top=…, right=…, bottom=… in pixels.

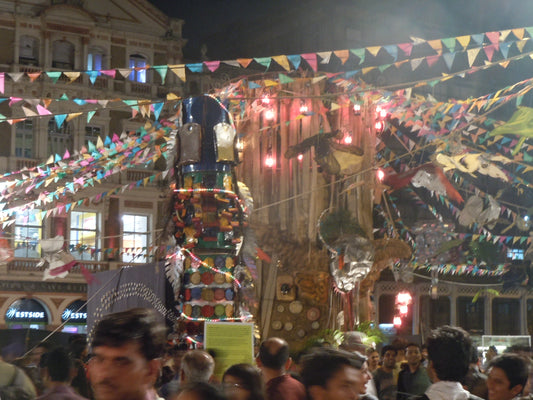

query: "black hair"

left=91, top=307, right=167, bottom=361
left=381, top=345, right=397, bottom=357
left=489, top=353, right=529, bottom=390
left=44, top=347, right=73, bottom=382
left=223, top=363, right=265, bottom=400
left=405, top=342, right=421, bottom=351
left=426, top=325, right=471, bottom=382
left=300, top=347, right=364, bottom=389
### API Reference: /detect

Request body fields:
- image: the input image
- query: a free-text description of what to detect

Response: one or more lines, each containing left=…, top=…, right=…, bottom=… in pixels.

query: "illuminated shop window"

left=70, top=211, right=99, bottom=261
left=122, top=214, right=149, bottom=263
left=129, top=54, right=147, bottom=83
left=14, top=208, right=42, bottom=259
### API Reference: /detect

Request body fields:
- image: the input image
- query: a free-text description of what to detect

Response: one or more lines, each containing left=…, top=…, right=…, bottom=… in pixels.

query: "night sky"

left=148, top=0, right=533, bottom=61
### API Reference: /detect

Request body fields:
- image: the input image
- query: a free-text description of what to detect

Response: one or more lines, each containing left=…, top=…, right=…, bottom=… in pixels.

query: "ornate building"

left=0, top=0, right=184, bottom=333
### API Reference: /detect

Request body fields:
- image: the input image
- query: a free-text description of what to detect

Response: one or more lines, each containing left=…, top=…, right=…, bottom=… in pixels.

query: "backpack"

left=0, top=365, right=34, bottom=400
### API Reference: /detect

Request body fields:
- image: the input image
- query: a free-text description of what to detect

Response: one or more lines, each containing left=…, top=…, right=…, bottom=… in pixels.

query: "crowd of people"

left=0, top=307, right=532, bottom=400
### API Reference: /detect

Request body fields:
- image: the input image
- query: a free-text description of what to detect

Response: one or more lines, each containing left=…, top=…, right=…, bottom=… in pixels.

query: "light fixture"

left=297, top=154, right=303, bottom=161
left=375, top=121, right=383, bottom=131
left=265, top=154, right=275, bottom=168
left=376, top=169, right=385, bottom=182
left=343, top=135, right=353, bottom=145
left=261, top=94, right=271, bottom=105
left=265, top=108, right=275, bottom=120
left=353, top=103, right=361, bottom=114
left=299, top=103, right=308, bottom=114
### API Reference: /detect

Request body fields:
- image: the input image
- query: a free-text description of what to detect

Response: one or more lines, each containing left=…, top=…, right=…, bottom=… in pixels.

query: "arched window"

left=5, top=298, right=49, bottom=329
left=87, top=46, right=105, bottom=72
left=129, top=54, right=147, bottom=83
left=52, top=40, right=75, bottom=69
left=19, top=35, right=39, bottom=66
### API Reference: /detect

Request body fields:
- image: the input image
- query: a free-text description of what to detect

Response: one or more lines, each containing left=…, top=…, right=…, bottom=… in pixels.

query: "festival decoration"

left=37, top=235, right=77, bottom=280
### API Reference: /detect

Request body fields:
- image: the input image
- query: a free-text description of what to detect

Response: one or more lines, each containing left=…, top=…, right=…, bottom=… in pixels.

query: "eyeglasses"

left=222, top=383, right=249, bottom=391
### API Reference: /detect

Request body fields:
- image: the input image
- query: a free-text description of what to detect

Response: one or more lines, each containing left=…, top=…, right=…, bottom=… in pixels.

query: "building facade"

left=0, top=0, right=185, bottom=333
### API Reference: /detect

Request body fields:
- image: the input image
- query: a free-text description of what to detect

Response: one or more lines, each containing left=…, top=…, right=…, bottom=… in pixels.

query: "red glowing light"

left=375, top=121, right=383, bottom=131
left=299, top=104, right=308, bottom=113
left=297, top=154, right=303, bottom=161
left=397, top=291, right=412, bottom=304
left=265, top=155, right=275, bottom=168
left=376, top=105, right=382, bottom=113
left=353, top=104, right=361, bottom=113
left=377, top=169, right=385, bottom=181
left=380, top=109, right=387, bottom=118
left=343, top=135, right=353, bottom=145
left=262, top=95, right=271, bottom=105
left=393, top=316, right=402, bottom=326
left=265, top=109, right=275, bottom=120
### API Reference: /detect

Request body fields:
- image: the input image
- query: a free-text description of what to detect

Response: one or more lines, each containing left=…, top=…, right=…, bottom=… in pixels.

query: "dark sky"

left=148, top=0, right=533, bottom=61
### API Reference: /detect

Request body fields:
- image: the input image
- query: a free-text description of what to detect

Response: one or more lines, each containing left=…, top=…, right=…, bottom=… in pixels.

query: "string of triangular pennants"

left=2, top=26, right=533, bottom=93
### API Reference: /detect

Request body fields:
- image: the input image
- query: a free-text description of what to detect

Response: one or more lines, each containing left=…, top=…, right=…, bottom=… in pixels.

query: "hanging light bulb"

left=379, top=108, right=387, bottom=118
left=353, top=103, right=361, bottom=114
left=261, top=94, right=271, bottom=105
left=265, top=153, right=275, bottom=168
left=376, top=169, right=385, bottom=181
left=297, top=153, right=303, bottom=161
left=375, top=121, right=384, bottom=131
left=343, top=135, right=353, bottom=145
left=265, top=108, right=275, bottom=120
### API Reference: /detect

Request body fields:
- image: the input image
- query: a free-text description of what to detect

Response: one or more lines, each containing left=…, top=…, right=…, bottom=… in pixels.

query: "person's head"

left=300, top=347, right=365, bottom=400
left=380, top=345, right=397, bottom=371
left=180, top=350, right=215, bottom=383
left=29, top=341, right=51, bottom=366
left=486, top=353, right=529, bottom=400
left=69, top=334, right=88, bottom=360
left=175, top=381, right=228, bottom=400
left=257, top=337, right=290, bottom=372
left=339, top=332, right=367, bottom=354
left=487, top=346, right=498, bottom=360
left=222, top=363, right=265, bottom=400
left=42, top=347, right=73, bottom=383
left=88, top=307, right=167, bottom=400
left=404, top=343, right=422, bottom=368
left=426, top=325, right=472, bottom=382
left=366, top=348, right=380, bottom=371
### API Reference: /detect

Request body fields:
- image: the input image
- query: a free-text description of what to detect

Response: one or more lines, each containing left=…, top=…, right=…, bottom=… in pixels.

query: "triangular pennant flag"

left=36, top=104, right=52, bottom=116
left=54, top=114, right=67, bottom=129
left=317, top=51, right=332, bottom=64
left=278, top=73, right=294, bottom=84
left=516, top=40, right=527, bottom=53
left=248, top=81, right=261, bottom=89
left=366, top=46, right=381, bottom=57
left=484, top=43, right=498, bottom=61
left=64, top=72, right=81, bottom=83
left=8, top=72, right=24, bottom=82
left=330, top=102, right=340, bottom=111
left=500, top=42, right=512, bottom=59
left=153, top=102, right=164, bottom=120
left=397, top=43, right=413, bottom=57
left=427, top=39, right=443, bottom=54
left=153, top=65, right=169, bottom=83
left=237, top=58, right=253, bottom=68
left=486, top=31, right=500, bottom=44
left=426, top=54, right=440, bottom=67
left=350, top=48, right=366, bottom=63
left=441, top=37, right=456, bottom=52
left=383, top=45, right=398, bottom=61
left=203, top=61, right=220, bottom=72
left=333, top=50, right=350, bottom=64
left=254, top=57, right=272, bottom=69
left=442, top=52, right=456, bottom=70
left=272, top=55, right=290, bottom=71
left=22, top=106, right=37, bottom=117
left=263, top=79, right=278, bottom=87
left=301, top=53, right=317, bottom=71
left=66, top=112, right=83, bottom=122
left=117, top=68, right=133, bottom=79
left=410, top=58, right=424, bottom=70
left=186, top=63, right=204, bottom=73
left=86, top=70, right=99, bottom=84
left=467, top=47, right=481, bottom=67
left=169, top=65, right=186, bottom=81
left=287, top=55, right=301, bottom=69
left=87, top=110, right=96, bottom=123
left=46, top=71, right=62, bottom=83
left=512, top=28, right=525, bottom=40
left=27, top=72, right=41, bottom=82
left=101, top=69, right=116, bottom=78
left=471, top=34, right=484, bottom=45
left=456, top=35, right=471, bottom=50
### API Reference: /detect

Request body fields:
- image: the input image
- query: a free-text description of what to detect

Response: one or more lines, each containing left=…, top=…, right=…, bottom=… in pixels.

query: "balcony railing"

left=6, top=258, right=110, bottom=275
